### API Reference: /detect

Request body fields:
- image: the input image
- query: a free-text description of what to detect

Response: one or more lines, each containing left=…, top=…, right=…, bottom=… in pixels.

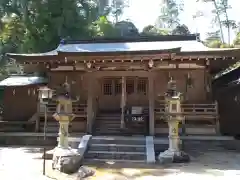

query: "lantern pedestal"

left=158, top=119, right=189, bottom=164
left=158, top=85, right=190, bottom=164
left=51, top=96, right=82, bottom=174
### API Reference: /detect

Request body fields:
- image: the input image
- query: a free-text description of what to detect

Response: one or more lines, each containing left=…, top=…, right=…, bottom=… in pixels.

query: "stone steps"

left=84, top=158, right=145, bottom=164
left=85, top=152, right=145, bottom=160
left=91, top=137, right=145, bottom=145
left=89, top=143, right=145, bottom=152
left=84, top=136, right=146, bottom=163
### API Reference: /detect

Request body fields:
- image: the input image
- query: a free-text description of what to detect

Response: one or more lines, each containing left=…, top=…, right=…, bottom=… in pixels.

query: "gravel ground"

left=1, top=144, right=240, bottom=180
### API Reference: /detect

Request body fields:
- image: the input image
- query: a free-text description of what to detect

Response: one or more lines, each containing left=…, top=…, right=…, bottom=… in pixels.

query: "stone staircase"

left=84, top=136, right=146, bottom=163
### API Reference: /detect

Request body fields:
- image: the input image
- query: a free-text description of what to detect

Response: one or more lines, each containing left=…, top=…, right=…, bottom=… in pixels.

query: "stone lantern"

left=158, top=80, right=190, bottom=164
left=52, top=95, right=75, bottom=149
left=51, top=80, right=81, bottom=173
left=38, top=86, right=54, bottom=175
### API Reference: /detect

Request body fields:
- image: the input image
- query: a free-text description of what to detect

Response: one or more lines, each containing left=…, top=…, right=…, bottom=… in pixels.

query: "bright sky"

left=121, top=0, right=240, bottom=41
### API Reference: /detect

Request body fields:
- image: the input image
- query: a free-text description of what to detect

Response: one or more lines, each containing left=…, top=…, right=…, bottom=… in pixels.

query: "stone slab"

left=146, top=136, right=155, bottom=163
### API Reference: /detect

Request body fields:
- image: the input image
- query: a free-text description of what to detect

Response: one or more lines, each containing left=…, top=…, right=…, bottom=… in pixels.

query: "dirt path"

left=1, top=146, right=240, bottom=179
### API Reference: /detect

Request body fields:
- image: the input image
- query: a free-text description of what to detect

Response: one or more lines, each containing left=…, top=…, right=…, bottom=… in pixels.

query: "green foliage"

left=0, top=15, right=26, bottom=65
left=205, top=39, right=222, bottom=48
left=157, top=0, right=183, bottom=29
left=204, top=30, right=235, bottom=48
left=0, top=0, right=99, bottom=53
left=171, top=24, right=191, bottom=35
left=233, top=32, right=240, bottom=46
left=110, top=0, right=127, bottom=23
left=0, top=0, right=124, bottom=75
left=89, top=16, right=120, bottom=37
left=197, top=0, right=237, bottom=45
left=141, top=25, right=170, bottom=36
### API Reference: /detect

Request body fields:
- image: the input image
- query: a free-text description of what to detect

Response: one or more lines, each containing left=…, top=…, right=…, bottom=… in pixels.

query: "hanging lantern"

left=148, top=60, right=154, bottom=68
left=86, top=62, right=92, bottom=69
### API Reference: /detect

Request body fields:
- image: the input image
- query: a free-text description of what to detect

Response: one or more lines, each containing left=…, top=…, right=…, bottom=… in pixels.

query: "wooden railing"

left=38, top=101, right=87, bottom=118
left=155, top=101, right=220, bottom=134
left=155, top=102, right=218, bottom=117
left=155, top=101, right=219, bottom=124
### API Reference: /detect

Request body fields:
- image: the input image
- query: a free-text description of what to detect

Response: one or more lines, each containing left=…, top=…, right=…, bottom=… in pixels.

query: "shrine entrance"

left=126, top=77, right=148, bottom=107
left=98, top=76, right=149, bottom=111
left=98, top=77, right=122, bottom=111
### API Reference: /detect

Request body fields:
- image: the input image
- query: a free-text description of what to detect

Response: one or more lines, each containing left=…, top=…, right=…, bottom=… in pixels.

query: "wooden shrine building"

left=6, top=34, right=240, bottom=136
left=213, top=65, right=240, bottom=136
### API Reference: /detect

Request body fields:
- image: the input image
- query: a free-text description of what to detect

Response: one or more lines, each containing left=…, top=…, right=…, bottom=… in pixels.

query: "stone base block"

left=52, top=147, right=82, bottom=174
left=44, top=149, right=55, bottom=159
left=158, top=149, right=190, bottom=164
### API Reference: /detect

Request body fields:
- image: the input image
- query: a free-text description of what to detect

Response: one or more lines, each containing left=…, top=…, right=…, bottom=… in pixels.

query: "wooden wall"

left=154, top=69, right=207, bottom=102
left=48, top=69, right=209, bottom=108
left=2, top=85, right=41, bottom=121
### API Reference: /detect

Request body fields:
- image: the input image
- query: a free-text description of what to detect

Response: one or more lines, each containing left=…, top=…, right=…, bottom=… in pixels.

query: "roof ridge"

left=60, top=34, right=199, bottom=45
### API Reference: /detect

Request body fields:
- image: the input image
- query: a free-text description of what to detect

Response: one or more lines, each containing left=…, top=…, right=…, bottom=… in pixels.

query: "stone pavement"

left=0, top=144, right=240, bottom=180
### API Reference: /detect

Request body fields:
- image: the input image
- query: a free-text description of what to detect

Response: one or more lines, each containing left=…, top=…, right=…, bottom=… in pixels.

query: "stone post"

left=158, top=80, right=190, bottom=164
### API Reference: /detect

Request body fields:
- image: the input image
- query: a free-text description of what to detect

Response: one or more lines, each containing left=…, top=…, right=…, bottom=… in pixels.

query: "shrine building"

left=6, top=34, right=240, bottom=136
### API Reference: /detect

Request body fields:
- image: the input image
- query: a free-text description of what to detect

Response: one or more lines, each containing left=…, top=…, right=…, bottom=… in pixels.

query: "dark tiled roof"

left=6, top=34, right=240, bottom=57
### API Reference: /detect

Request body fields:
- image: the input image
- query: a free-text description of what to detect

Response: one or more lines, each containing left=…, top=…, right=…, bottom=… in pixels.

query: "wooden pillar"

left=215, top=100, right=220, bottom=135
left=87, top=76, right=93, bottom=133
left=121, top=76, right=126, bottom=128
left=35, top=101, right=40, bottom=132
left=148, top=75, right=155, bottom=136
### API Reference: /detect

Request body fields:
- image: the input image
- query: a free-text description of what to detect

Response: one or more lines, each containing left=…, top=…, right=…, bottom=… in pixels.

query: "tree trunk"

left=213, top=0, right=225, bottom=43
left=224, top=8, right=231, bottom=45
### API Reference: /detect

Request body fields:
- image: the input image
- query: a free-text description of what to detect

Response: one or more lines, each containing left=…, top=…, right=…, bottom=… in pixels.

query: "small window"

left=103, top=80, right=112, bottom=95
left=137, top=78, right=147, bottom=94
left=114, top=79, right=122, bottom=95
left=126, top=79, right=134, bottom=94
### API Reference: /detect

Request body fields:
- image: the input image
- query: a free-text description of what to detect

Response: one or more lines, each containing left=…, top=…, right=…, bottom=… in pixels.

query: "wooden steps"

left=93, top=111, right=147, bottom=135
left=39, top=117, right=87, bottom=133
left=0, top=120, right=34, bottom=132
left=93, top=112, right=121, bottom=135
